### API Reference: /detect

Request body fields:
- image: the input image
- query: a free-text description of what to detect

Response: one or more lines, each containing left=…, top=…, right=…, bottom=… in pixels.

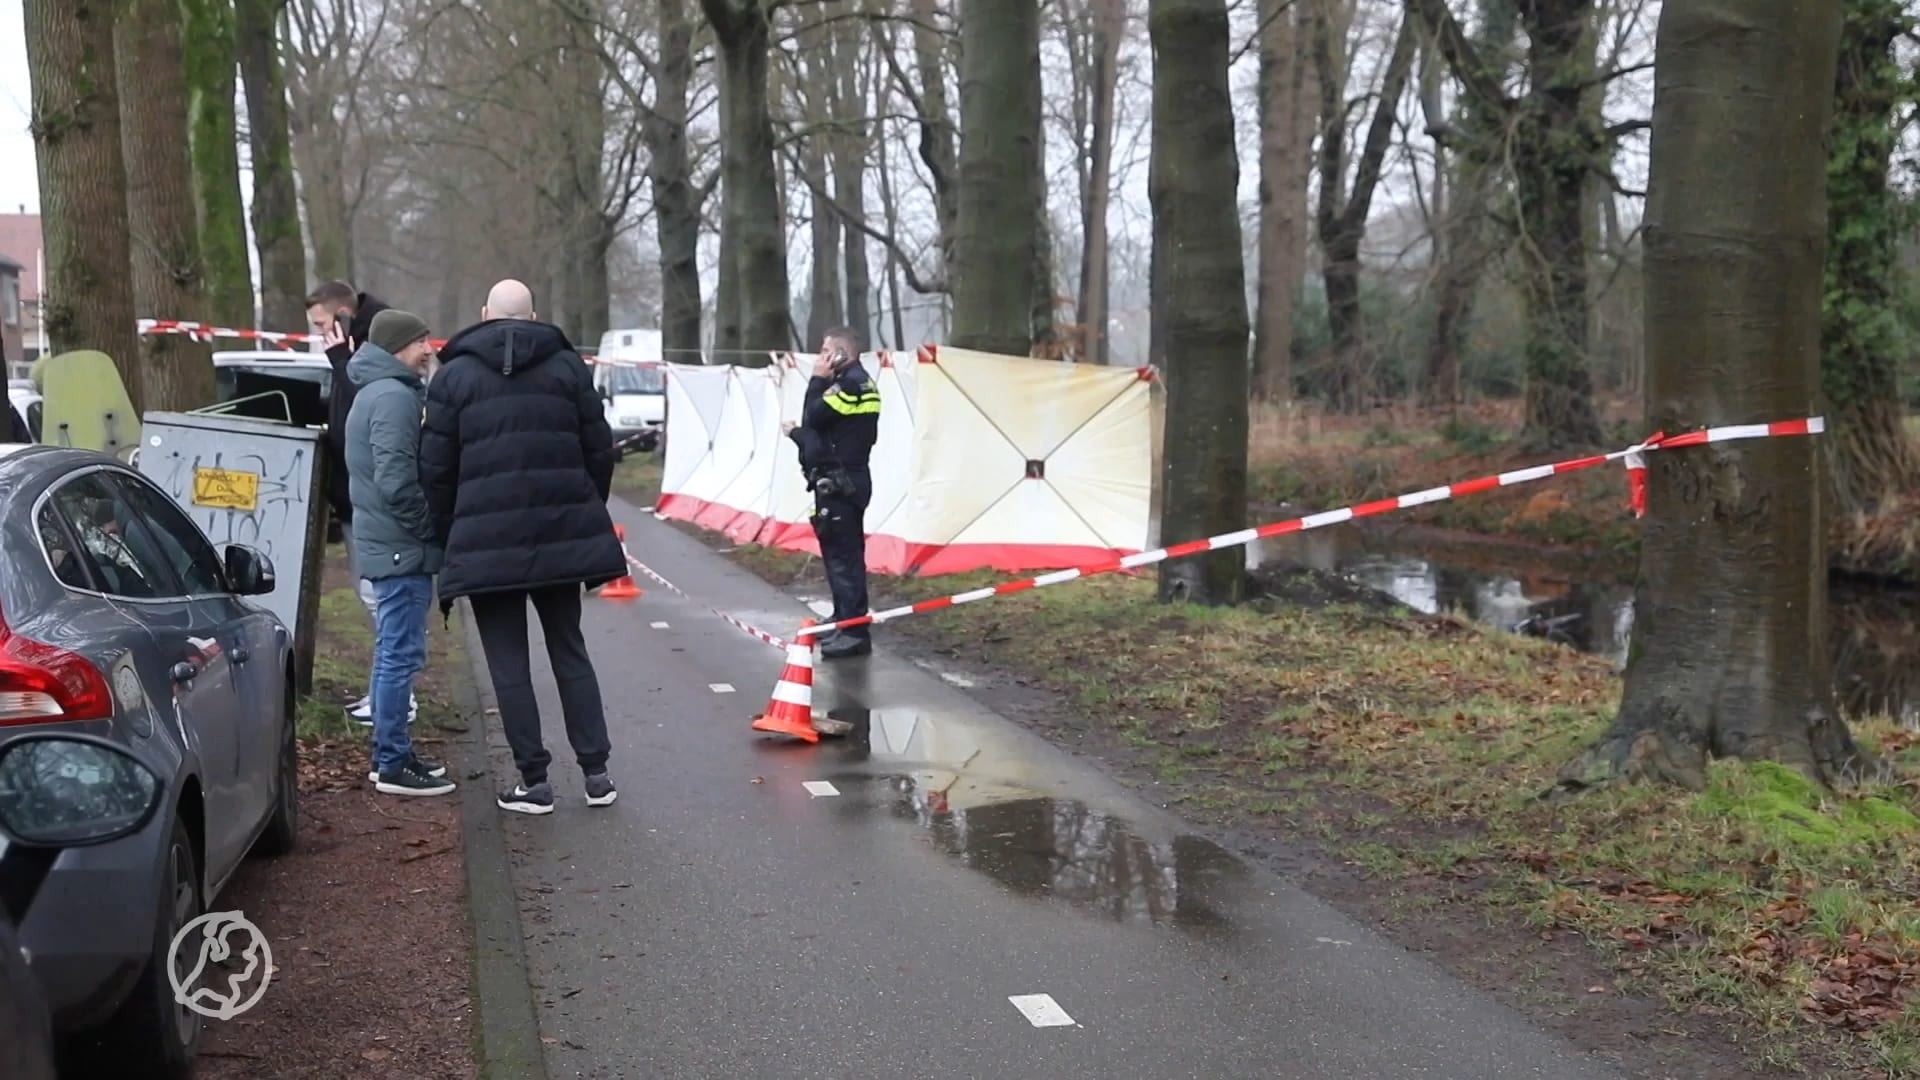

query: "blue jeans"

left=369, top=574, right=432, bottom=775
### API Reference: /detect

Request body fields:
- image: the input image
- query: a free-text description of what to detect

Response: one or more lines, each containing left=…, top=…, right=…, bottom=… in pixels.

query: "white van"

left=593, top=328, right=667, bottom=454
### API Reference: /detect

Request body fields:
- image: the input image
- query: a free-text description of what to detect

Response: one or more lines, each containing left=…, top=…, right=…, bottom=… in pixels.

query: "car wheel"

left=76, top=818, right=202, bottom=1079
left=254, top=687, right=299, bottom=857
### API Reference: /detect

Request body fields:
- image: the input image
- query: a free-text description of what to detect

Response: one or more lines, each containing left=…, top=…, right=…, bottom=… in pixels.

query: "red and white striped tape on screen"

left=623, top=553, right=791, bottom=651
left=790, top=416, right=1827, bottom=640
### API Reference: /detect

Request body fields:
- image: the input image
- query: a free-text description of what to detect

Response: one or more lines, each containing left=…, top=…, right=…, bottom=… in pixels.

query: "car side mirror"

left=224, top=545, right=276, bottom=596
left=0, top=735, right=162, bottom=849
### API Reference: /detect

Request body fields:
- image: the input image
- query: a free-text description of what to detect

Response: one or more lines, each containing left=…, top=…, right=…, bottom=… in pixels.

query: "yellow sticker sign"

left=192, top=467, right=261, bottom=512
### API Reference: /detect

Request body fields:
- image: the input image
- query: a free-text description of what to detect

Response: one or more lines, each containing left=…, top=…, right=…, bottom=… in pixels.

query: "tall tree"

left=236, top=0, right=310, bottom=332
left=1071, top=0, right=1125, bottom=366
left=283, top=0, right=374, bottom=284
left=1821, top=0, right=1920, bottom=548
left=1252, top=0, right=1311, bottom=396
left=830, top=9, right=873, bottom=345
left=1411, top=0, right=1635, bottom=450
left=1149, top=0, right=1249, bottom=607
left=800, top=18, right=844, bottom=347
left=701, top=0, right=791, bottom=361
left=1312, top=3, right=1417, bottom=412
left=179, top=0, right=253, bottom=327
left=1560, top=0, right=1864, bottom=792
left=117, top=0, right=216, bottom=411
left=949, top=0, right=1044, bottom=356
left=644, top=0, right=704, bottom=358
left=1419, top=0, right=1517, bottom=409
left=24, top=0, right=142, bottom=403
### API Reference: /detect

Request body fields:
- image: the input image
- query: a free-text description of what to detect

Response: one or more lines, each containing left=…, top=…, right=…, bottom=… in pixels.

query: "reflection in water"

left=1252, top=531, right=1920, bottom=726
left=813, top=702, right=1245, bottom=930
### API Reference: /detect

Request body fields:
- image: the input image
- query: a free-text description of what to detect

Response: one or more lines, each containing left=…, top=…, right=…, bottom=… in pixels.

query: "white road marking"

left=801, top=781, right=839, bottom=798
left=1008, top=994, right=1076, bottom=1028
left=805, top=598, right=833, bottom=617
left=650, top=621, right=670, bottom=629
left=939, top=671, right=976, bottom=689
left=1315, top=937, right=1353, bottom=946
left=708, top=683, right=735, bottom=694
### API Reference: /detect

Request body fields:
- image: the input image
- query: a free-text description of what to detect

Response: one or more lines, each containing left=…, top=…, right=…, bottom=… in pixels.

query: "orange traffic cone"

left=599, top=525, right=644, bottom=599
left=751, top=621, right=821, bottom=742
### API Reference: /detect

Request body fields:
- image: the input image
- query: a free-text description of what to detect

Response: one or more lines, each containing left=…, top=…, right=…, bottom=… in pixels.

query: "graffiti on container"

left=157, top=448, right=309, bottom=567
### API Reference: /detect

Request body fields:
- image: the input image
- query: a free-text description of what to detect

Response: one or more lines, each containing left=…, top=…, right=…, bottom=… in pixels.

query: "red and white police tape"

left=622, top=552, right=791, bottom=651
left=786, top=415, right=1827, bottom=641
left=135, top=317, right=621, bottom=364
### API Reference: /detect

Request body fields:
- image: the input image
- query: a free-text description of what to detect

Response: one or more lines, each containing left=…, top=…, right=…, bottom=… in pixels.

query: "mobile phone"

left=335, top=314, right=353, bottom=347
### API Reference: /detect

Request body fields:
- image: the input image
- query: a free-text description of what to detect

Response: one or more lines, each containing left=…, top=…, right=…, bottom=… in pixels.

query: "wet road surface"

left=462, top=501, right=1629, bottom=1079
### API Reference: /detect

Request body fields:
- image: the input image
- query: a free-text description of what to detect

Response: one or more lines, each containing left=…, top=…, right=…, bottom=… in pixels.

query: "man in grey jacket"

left=345, top=309, right=456, bottom=797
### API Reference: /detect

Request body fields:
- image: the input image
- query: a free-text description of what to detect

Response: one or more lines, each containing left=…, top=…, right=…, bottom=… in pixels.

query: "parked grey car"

left=0, top=444, right=299, bottom=1077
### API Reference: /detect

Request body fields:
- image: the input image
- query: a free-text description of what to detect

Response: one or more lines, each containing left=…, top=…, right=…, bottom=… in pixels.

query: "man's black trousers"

left=812, top=471, right=872, bottom=639
left=468, top=584, right=612, bottom=785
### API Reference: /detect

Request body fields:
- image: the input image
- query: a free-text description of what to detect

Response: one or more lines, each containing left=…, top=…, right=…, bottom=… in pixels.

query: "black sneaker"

left=584, top=772, right=617, bottom=807
left=498, top=781, right=555, bottom=815
left=375, top=761, right=456, bottom=797
left=367, top=754, right=448, bottom=783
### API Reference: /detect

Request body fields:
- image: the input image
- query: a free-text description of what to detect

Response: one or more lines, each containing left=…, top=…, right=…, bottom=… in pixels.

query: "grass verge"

left=718, top=542, right=1920, bottom=1076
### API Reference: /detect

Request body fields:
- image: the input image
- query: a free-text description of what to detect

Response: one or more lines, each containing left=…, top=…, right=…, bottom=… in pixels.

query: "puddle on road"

left=813, top=703, right=1249, bottom=932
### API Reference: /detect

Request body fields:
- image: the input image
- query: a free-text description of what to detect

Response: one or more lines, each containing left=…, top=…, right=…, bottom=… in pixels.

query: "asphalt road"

left=462, top=500, right=1629, bottom=1080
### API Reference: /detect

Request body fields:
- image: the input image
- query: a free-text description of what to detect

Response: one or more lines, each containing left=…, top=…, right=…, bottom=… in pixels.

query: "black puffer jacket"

left=419, top=319, right=625, bottom=600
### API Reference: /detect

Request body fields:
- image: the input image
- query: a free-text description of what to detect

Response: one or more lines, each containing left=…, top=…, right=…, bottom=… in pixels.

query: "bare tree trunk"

left=1031, top=136, right=1057, bottom=356
left=24, top=0, right=142, bottom=404
left=1561, top=0, right=1864, bottom=792
left=236, top=0, right=308, bottom=332
left=180, top=0, right=253, bottom=327
left=873, top=42, right=909, bottom=349
left=117, top=0, right=215, bottom=412
left=1074, top=0, right=1123, bottom=365
left=702, top=0, right=791, bottom=361
left=647, top=0, right=703, bottom=358
left=908, top=0, right=959, bottom=273
left=833, top=13, right=873, bottom=344
left=1149, top=0, right=1249, bottom=607
left=802, top=23, right=843, bottom=346
left=951, top=0, right=1044, bottom=356
left=1253, top=0, right=1306, bottom=396
left=290, top=104, right=352, bottom=281
left=1313, top=2, right=1417, bottom=412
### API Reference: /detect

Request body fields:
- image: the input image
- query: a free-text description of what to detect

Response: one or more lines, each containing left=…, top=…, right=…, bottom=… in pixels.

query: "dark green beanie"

left=369, top=309, right=430, bottom=355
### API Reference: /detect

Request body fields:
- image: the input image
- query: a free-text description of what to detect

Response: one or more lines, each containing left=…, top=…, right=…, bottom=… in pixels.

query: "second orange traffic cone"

left=750, top=621, right=821, bottom=742
left=599, top=525, right=644, bottom=599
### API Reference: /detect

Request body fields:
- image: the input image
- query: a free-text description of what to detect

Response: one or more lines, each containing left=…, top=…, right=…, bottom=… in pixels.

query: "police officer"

left=785, top=327, right=880, bottom=660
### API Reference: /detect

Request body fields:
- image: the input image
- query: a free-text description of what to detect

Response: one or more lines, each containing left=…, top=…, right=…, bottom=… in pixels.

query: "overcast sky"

left=1, top=0, right=35, bottom=213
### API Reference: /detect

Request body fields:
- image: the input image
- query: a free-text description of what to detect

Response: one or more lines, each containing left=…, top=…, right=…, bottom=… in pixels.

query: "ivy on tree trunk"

left=179, top=0, right=253, bottom=329
left=1820, top=0, right=1920, bottom=569
left=1560, top=0, right=1865, bottom=794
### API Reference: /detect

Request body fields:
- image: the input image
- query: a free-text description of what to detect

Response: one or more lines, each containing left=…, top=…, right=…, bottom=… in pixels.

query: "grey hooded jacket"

left=344, top=344, right=444, bottom=579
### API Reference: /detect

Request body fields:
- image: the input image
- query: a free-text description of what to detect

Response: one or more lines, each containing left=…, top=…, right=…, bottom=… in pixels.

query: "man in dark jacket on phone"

left=308, top=280, right=400, bottom=723
left=421, top=279, right=625, bottom=816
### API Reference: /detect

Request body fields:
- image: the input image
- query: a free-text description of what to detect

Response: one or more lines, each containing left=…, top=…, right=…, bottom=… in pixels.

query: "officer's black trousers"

left=812, top=472, right=873, bottom=639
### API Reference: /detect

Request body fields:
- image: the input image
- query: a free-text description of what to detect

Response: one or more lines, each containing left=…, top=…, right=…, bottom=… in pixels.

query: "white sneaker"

left=351, top=694, right=417, bottom=726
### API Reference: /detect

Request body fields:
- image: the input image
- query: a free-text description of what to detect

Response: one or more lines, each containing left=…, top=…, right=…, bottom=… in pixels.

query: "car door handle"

left=230, top=647, right=250, bottom=665
left=171, top=661, right=199, bottom=684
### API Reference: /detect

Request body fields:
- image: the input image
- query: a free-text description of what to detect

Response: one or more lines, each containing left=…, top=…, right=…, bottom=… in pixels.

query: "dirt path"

left=196, top=545, right=478, bottom=1080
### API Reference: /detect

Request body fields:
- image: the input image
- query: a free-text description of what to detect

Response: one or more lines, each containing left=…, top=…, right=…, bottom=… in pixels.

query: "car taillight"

left=0, top=602, right=115, bottom=726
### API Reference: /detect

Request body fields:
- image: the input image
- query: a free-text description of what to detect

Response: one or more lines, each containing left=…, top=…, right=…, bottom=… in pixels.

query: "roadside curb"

left=449, top=602, right=551, bottom=1080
